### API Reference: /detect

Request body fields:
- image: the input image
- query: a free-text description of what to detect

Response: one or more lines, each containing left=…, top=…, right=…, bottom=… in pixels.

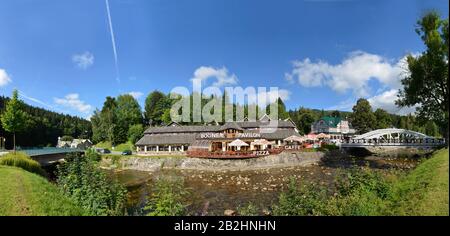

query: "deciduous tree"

left=396, top=11, right=449, bottom=140
left=350, top=98, right=376, bottom=134
left=1, top=90, right=28, bottom=151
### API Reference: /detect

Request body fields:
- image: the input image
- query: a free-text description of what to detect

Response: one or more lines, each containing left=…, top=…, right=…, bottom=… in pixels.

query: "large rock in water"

left=224, top=209, right=236, bottom=216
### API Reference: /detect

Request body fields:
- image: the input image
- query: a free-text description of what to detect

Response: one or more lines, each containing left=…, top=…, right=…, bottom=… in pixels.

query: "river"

left=108, top=154, right=422, bottom=216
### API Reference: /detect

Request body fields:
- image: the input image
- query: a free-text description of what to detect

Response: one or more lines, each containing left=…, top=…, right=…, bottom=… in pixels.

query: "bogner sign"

left=200, top=133, right=225, bottom=139
left=200, top=132, right=261, bottom=139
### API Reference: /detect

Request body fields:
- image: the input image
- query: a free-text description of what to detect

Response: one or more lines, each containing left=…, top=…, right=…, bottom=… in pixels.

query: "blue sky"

left=0, top=0, right=448, bottom=119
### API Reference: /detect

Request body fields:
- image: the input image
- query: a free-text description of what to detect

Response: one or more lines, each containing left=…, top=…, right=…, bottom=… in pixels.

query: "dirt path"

left=11, top=171, right=31, bottom=215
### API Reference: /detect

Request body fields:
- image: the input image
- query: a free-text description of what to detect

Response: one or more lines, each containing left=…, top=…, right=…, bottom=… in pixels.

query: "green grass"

left=94, top=141, right=112, bottom=149
left=0, top=166, right=86, bottom=216
left=0, top=152, right=46, bottom=176
left=114, top=142, right=134, bottom=152
left=388, top=148, right=449, bottom=216
left=94, top=141, right=134, bottom=152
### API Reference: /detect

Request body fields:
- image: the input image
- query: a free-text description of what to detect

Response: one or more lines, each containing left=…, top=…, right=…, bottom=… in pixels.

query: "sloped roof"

left=219, top=122, right=243, bottom=131
left=228, top=139, right=249, bottom=147
left=136, top=134, right=196, bottom=145
left=259, top=129, right=300, bottom=140
left=284, top=135, right=305, bottom=143
left=251, top=139, right=272, bottom=145
left=316, top=116, right=343, bottom=128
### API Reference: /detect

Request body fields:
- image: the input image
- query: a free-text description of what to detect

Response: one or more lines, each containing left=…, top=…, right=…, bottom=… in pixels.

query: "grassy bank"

left=0, top=152, right=46, bottom=176
left=0, top=166, right=86, bottom=216
left=388, top=148, right=449, bottom=215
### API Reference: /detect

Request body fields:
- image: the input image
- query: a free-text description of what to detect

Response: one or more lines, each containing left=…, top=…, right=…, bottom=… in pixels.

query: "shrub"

left=0, top=152, right=46, bottom=176
left=319, top=168, right=391, bottom=216
left=60, top=135, right=74, bottom=142
left=334, top=168, right=391, bottom=200
left=237, top=202, right=259, bottom=216
left=317, top=143, right=339, bottom=152
left=85, top=148, right=101, bottom=162
left=144, top=177, right=189, bottom=216
left=56, top=153, right=127, bottom=216
left=273, top=178, right=327, bottom=216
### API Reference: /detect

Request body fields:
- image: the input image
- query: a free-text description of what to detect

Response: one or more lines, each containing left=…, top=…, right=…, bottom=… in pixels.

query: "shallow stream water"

left=109, top=155, right=421, bottom=216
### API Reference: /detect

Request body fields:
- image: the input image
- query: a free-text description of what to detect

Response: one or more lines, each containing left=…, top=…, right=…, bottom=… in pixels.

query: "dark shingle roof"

left=260, top=129, right=300, bottom=140
left=136, top=134, right=196, bottom=145
left=219, top=122, right=243, bottom=131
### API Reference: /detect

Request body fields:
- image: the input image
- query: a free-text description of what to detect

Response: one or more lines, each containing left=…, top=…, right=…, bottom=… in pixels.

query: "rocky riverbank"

left=101, top=151, right=326, bottom=172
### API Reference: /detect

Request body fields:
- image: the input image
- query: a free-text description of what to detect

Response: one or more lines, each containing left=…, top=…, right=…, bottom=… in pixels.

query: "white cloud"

left=128, top=91, right=143, bottom=99
left=368, top=89, right=417, bottom=115
left=326, top=98, right=356, bottom=112
left=285, top=51, right=407, bottom=97
left=191, top=66, right=238, bottom=87
left=54, top=93, right=92, bottom=113
left=0, top=69, right=12, bottom=87
left=72, top=51, right=94, bottom=70
left=327, top=90, right=417, bottom=115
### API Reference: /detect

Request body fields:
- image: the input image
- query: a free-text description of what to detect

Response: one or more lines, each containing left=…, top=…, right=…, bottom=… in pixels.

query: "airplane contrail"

left=18, top=90, right=54, bottom=109
left=105, top=0, right=120, bottom=83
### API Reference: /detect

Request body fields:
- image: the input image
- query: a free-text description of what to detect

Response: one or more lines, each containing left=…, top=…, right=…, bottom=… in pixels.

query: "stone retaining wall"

left=102, top=151, right=324, bottom=172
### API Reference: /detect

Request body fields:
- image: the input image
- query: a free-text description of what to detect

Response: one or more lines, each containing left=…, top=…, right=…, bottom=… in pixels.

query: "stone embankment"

left=101, top=151, right=325, bottom=172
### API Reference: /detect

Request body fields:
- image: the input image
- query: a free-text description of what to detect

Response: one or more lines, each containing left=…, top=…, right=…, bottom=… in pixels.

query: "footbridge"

left=0, top=148, right=85, bottom=166
left=341, top=128, right=445, bottom=149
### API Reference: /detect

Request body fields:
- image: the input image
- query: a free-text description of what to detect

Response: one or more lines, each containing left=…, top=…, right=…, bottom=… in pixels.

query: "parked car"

left=96, top=148, right=111, bottom=154
left=121, top=150, right=132, bottom=155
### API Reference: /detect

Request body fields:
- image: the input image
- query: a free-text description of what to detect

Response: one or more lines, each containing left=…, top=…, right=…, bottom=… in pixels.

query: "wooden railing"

left=186, top=148, right=285, bottom=159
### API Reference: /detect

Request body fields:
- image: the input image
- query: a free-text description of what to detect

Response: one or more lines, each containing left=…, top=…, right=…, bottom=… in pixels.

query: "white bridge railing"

left=340, top=128, right=446, bottom=148
left=341, top=138, right=446, bottom=148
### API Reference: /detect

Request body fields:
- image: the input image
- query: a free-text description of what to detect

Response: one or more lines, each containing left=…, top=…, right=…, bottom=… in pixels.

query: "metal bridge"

left=341, top=128, right=446, bottom=148
left=0, top=148, right=85, bottom=166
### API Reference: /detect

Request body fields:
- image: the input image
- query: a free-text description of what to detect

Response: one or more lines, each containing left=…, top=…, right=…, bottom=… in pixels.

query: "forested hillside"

left=0, top=96, right=92, bottom=149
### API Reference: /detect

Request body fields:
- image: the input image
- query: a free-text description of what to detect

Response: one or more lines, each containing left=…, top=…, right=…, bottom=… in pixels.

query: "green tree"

left=90, top=109, right=106, bottom=144
left=374, top=108, right=392, bottom=129
left=128, top=124, right=144, bottom=144
left=331, top=110, right=341, bottom=118
left=424, top=120, right=440, bottom=137
left=297, top=108, right=317, bottom=134
left=396, top=11, right=449, bottom=140
left=161, top=109, right=172, bottom=125
left=1, top=90, right=28, bottom=151
left=266, top=98, right=289, bottom=120
left=145, top=91, right=169, bottom=126
left=350, top=99, right=376, bottom=134
left=101, top=97, right=118, bottom=144
left=115, top=95, right=143, bottom=144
